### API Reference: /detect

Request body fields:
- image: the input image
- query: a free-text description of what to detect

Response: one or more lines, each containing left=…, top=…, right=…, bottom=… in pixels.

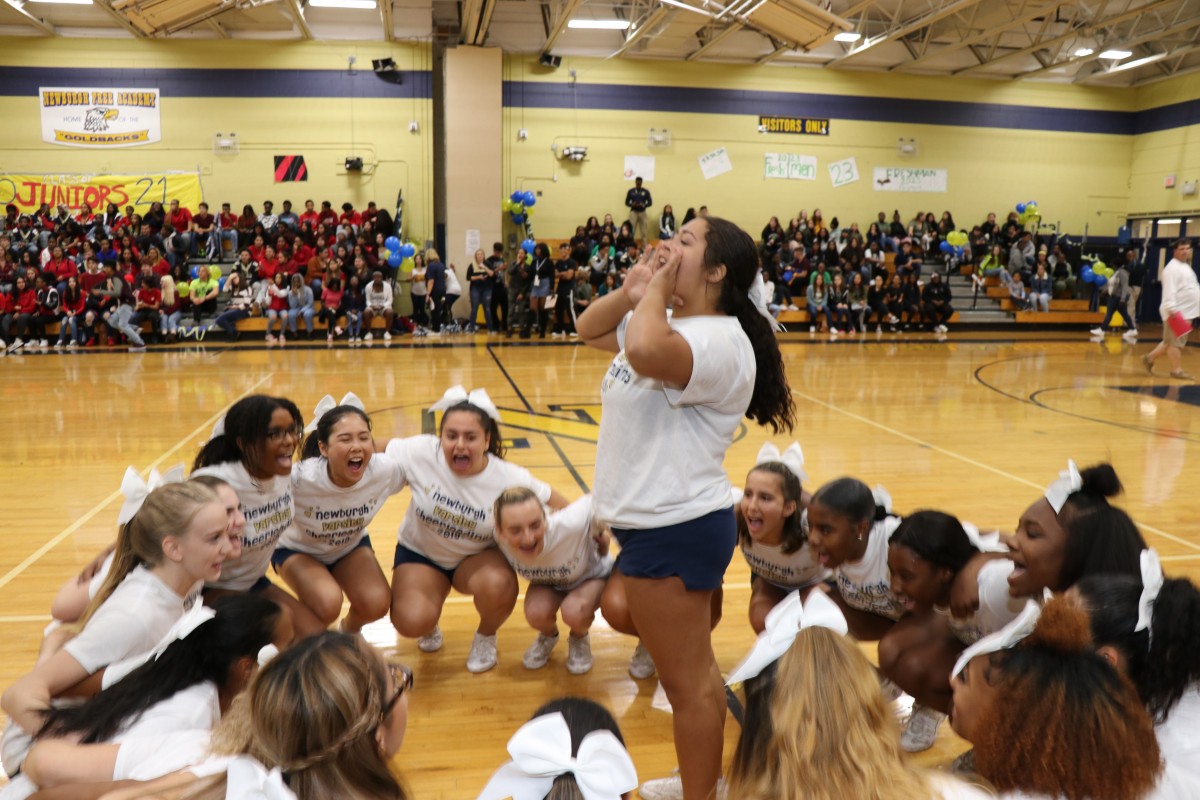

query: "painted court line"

left=0, top=374, right=275, bottom=593
left=791, top=389, right=1200, bottom=554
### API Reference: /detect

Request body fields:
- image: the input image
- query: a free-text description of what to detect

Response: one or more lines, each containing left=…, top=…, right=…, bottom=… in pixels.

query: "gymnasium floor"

left=2, top=330, right=1198, bottom=797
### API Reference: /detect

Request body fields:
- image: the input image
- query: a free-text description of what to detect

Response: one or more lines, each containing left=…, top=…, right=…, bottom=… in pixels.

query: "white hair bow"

left=872, top=484, right=893, bottom=514
left=118, top=464, right=186, bottom=526
left=756, top=442, right=808, bottom=483
left=952, top=593, right=1048, bottom=678
left=225, top=756, right=296, bottom=800
left=211, top=416, right=226, bottom=441
left=726, top=590, right=848, bottom=685
left=257, top=644, right=280, bottom=668
left=962, top=521, right=1007, bottom=554
left=1135, top=548, right=1163, bottom=641
left=1044, top=459, right=1082, bottom=514
left=430, top=385, right=502, bottom=422
left=476, top=712, right=637, bottom=800
left=747, top=271, right=782, bottom=333
left=152, top=601, right=216, bottom=660
left=305, top=392, right=366, bottom=433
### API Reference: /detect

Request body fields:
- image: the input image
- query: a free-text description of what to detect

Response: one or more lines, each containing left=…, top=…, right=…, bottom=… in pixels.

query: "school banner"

left=872, top=167, right=948, bottom=192
left=0, top=172, right=203, bottom=215
left=39, top=87, right=161, bottom=148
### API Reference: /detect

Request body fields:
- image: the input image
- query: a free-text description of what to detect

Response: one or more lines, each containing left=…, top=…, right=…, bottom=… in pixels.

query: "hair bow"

left=872, top=484, right=893, bottom=514
left=118, top=464, right=186, bottom=526
left=1135, top=548, right=1163, bottom=642
left=962, top=521, right=1007, bottom=554
left=1044, top=459, right=1082, bottom=514
left=952, top=593, right=1048, bottom=678
left=476, top=712, right=637, bottom=800
left=225, top=756, right=297, bottom=800
left=747, top=272, right=782, bottom=333
left=211, top=415, right=226, bottom=442
left=756, top=442, right=808, bottom=483
left=102, top=601, right=217, bottom=688
left=726, top=590, right=848, bottom=686
left=430, top=385, right=502, bottom=422
left=257, top=644, right=280, bottom=668
left=305, top=392, right=366, bottom=433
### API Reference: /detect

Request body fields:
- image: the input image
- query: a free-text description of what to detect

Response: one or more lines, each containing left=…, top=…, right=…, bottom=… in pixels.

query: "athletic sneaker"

left=880, top=677, right=905, bottom=703
left=628, top=641, right=656, bottom=680
left=383, top=331, right=392, bottom=341
left=417, top=626, right=443, bottom=653
left=951, top=749, right=977, bottom=776
left=1169, top=370, right=1196, bottom=381
left=466, top=632, right=498, bottom=673
left=8, top=338, right=23, bottom=352
left=900, top=704, right=946, bottom=752
left=1090, top=327, right=1105, bottom=336
left=1123, top=329, right=1139, bottom=340
left=66, top=341, right=77, bottom=349
left=363, top=332, right=374, bottom=343
left=38, top=339, right=48, bottom=348
left=637, top=771, right=727, bottom=800
left=565, top=634, right=593, bottom=675
left=522, top=632, right=559, bottom=670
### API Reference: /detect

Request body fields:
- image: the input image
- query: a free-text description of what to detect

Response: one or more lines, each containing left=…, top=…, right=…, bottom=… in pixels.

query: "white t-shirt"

left=445, top=267, right=462, bottom=295
left=929, top=774, right=996, bottom=800
left=1160, top=258, right=1200, bottom=321
left=1158, top=685, right=1200, bottom=783
left=112, top=682, right=221, bottom=780
left=366, top=280, right=394, bottom=308
left=496, top=495, right=612, bottom=590
left=593, top=313, right=755, bottom=529
left=193, top=461, right=294, bottom=591
left=947, top=559, right=1024, bottom=644
left=387, top=435, right=552, bottom=570
left=280, top=453, right=408, bottom=565
left=740, top=535, right=829, bottom=591
left=63, top=565, right=190, bottom=674
left=834, top=515, right=905, bottom=621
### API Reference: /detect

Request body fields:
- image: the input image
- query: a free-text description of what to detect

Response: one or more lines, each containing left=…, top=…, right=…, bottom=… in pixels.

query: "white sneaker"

left=9, top=338, right=23, bottom=352
left=53, top=341, right=63, bottom=350
left=383, top=331, right=392, bottom=341
left=466, top=632, right=498, bottom=673
left=1123, top=329, right=1138, bottom=340
left=830, top=327, right=839, bottom=335
left=900, top=704, right=946, bottom=752
left=880, top=677, right=905, bottom=703
left=522, top=632, right=559, bottom=670
left=66, top=341, right=77, bottom=349
left=629, top=641, right=656, bottom=680
left=1090, top=327, right=1105, bottom=336
left=38, top=339, right=48, bottom=348
left=638, top=772, right=727, bottom=800
left=417, top=626, right=443, bottom=653
left=363, top=332, right=373, bottom=343
left=566, top=634, right=593, bottom=675
left=809, top=325, right=816, bottom=333
left=788, top=304, right=799, bottom=311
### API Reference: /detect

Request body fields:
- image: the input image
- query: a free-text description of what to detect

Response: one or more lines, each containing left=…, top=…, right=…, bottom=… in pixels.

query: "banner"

left=765, top=153, right=817, bottom=181
left=40, top=87, right=161, bottom=148
left=698, top=147, right=733, bottom=180
left=623, top=156, right=656, bottom=182
left=873, top=167, right=947, bottom=192
left=758, top=116, right=829, bottom=136
left=828, top=157, right=860, bottom=188
left=0, top=172, right=203, bottom=215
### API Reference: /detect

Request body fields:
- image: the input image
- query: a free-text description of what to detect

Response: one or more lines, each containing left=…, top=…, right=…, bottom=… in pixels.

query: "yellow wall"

left=0, top=38, right=435, bottom=239
left=1129, top=74, right=1200, bottom=217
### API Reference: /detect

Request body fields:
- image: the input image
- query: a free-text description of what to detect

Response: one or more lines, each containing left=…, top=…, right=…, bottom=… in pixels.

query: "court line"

left=0, top=615, right=53, bottom=624
left=0, top=374, right=276, bottom=593
left=791, top=388, right=1200, bottom=554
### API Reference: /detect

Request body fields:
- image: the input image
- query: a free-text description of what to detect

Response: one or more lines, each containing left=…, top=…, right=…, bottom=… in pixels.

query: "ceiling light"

left=658, top=0, right=713, bottom=15
left=834, top=32, right=862, bottom=42
left=1098, top=49, right=1132, bottom=59
left=309, top=0, right=376, bottom=8
left=568, top=18, right=631, bottom=28
left=1106, top=53, right=1165, bottom=73
left=1073, top=47, right=1094, bottom=57
left=27, top=0, right=94, bottom=5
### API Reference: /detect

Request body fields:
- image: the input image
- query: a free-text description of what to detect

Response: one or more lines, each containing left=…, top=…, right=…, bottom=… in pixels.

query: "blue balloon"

left=400, top=243, right=416, bottom=259
left=939, top=241, right=953, bottom=253
left=510, top=191, right=523, bottom=203
left=218, top=276, right=226, bottom=291
left=521, top=238, right=535, bottom=253
left=782, top=270, right=794, bottom=283
left=523, top=191, right=537, bottom=207
left=511, top=214, right=525, bottom=225
left=190, top=265, right=200, bottom=280
left=1093, top=274, right=1107, bottom=288
left=385, top=236, right=401, bottom=252
left=1016, top=203, right=1027, bottom=214
left=1081, top=266, right=1095, bottom=284
left=954, top=246, right=964, bottom=257
left=387, top=252, right=402, bottom=268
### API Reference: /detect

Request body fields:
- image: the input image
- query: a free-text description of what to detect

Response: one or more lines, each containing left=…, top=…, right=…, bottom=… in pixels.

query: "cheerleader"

left=273, top=395, right=404, bottom=636
left=492, top=489, right=611, bottom=674
left=386, top=386, right=569, bottom=673
left=192, top=394, right=318, bottom=637
left=1, top=482, right=233, bottom=749
left=737, top=442, right=828, bottom=634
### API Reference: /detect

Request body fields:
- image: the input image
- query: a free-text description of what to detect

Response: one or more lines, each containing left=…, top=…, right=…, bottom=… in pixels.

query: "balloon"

left=521, top=238, right=536, bottom=253
left=510, top=191, right=523, bottom=203
left=523, top=191, right=537, bottom=207
left=511, top=214, right=525, bottom=225
left=385, top=236, right=401, bottom=252
left=400, top=243, right=416, bottom=259
left=1093, top=274, right=1107, bottom=288
left=1016, top=203, right=1026, bottom=214
left=940, top=241, right=953, bottom=254
left=525, top=206, right=536, bottom=217
left=218, top=276, right=226, bottom=291
left=387, top=252, right=401, bottom=268
left=1081, top=266, right=1095, bottom=284
left=954, top=246, right=964, bottom=257
left=210, top=266, right=221, bottom=281
left=190, top=265, right=199, bottom=279
left=379, top=248, right=391, bottom=261
left=954, top=231, right=968, bottom=246
left=782, top=270, right=794, bottom=283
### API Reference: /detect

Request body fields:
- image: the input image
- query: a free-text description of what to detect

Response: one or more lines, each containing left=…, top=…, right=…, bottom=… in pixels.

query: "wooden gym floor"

left=2, top=330, right=1198, bottom=797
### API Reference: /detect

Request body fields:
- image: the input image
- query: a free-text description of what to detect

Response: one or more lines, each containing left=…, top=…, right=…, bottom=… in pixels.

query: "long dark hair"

left=39, top=594, right=281, bottom=743
left=194, top=395, right=304, bottom=474
left=302, top=405, right=372, bottom=460
left=811, top=477, right=891, bottom=527
left=702, top=217, right=795, bottom=433
left=1057, top=464, right=1144, bottom=588
left=737, top=462, right=805, bottom=554
left=728, top=661, right=778, bottom=791
left=888, top=510, right=977, bottom=573
left=1076, top=573, right=1200, bottom=723
left=439, top=402, right=504, bottom=459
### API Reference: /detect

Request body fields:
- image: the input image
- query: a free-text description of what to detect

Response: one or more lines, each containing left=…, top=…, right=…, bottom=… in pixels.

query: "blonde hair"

left=493, top=486, right=542, bottom=528
left=80, top=482, right=218, bottom=628
left=160, top=274, right=177, bottom=305
left=726, top=628, right=932, bottom=800
left=424, top=248, right=440, bottom=263
left=187, top=632, right=407, bottom=800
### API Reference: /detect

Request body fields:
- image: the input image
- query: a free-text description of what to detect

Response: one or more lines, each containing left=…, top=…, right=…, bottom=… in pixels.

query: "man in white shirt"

left=363, top=270, right=394, bottom=343
left=1143, top=239, right=1199, bottom=380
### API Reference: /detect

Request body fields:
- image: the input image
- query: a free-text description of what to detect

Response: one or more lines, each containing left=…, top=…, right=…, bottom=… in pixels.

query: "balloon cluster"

left=503, top=190, right=537, bottom=225
left=381, top=236, right=417, bottom=268
left=1081, top=259, right=1112, bottom=288
left=940, top=230, right=968, bottom=258
left=520, top=238, right=536, bottom=254
left=1015, top=200, right=1040, bottom=226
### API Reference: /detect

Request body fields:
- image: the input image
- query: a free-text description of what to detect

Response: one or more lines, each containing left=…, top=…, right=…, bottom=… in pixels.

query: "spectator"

left=848, top=272, right=868, bottom=333
left=143, top=201, right=166, bottom=234
left=922, top=272, right=954, bottom=333
left=829, top=273, right=850, bottom=334
left=1124, top=248, right=1144, bottom=322
left=443, top=262, right=463, bottom=331
left=45, top=245, right=77, bottom=294
left=158, top=274, right=184, bottom=342
left=1008, top=271, right=1033, bottom=311
left=624, top=177, right=652, bottom=246
left=1093, top=258, right=1137, bottom=339
left=190, top=202, right=216, bottom=260
left=487, top=244, right=508, bottom=331
left=258, top=200, right=279, bottom=236
left=552, top=241, right=576, bottom=338
left=340, top=202, right=362, bottom=233
left=184, top=265, right=220, bottom=338
left=236, top=203, right=258, bottom=246
left=806, top=272, right=833, bottom=334
left=210, top=269, right=255, bottom=341
left=54, top=274, right=86, bottom=349
left=167, top=199, right=192, bottom=259
left=10, top=216, right=38, bottom=260
left=2, top=275, right=39, bottom=351
left=1050, top=243, right=1076, bottom=298
left=262, top=270, right=289, bottom=344
left=129, top=274, right=162, bottom=340
left=299, top=199, right=320, bottom=228
left=424, top=249, right=448, bottom=335
left=980, top=211, right=998, bottom=243
left=277, top=200, right=299, bottom=231
left=1029, top=261, right=1053, bottom=313
left=363, top=270, right=395, bottom=343
left=342, top=273, right=366, bottom=343
left=409, top=252, right=428, bottom=330
left=466, top=248, right=495, bottom=334
left=659, top=204, right=676, bottom=241
left=900, top=273, right=922, bottom=329
left=33, top=274, right=57, bottom=347
left=1009, top=231, right=1034, bottom=278
left=317, top=276, right=344, bottom=342
left=866, top=274, right=888, bottom=333
left=216, top=202, right=238, bottom=260
left=318, top=200, right=338, bottom=225
left=286, top=272, right=315, bottom=339
left=1143, top=238, right=1199, bottom=380
left=573, top=268, right=593, bottom=320
left=96, top=262, right=146, bottom=349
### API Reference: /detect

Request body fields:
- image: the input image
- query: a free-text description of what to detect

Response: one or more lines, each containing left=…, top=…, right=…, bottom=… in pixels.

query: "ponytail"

left=194, top=395, right=303, bottom=473
left=1058, top=463, right=1144, bottom=588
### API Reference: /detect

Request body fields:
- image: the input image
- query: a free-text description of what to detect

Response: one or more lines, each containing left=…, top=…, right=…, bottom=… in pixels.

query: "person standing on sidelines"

left=625, top=177, right=653, bottom=249
left=1143, top=239, right=1199, bottom=380
left=577, top=216, right=794, bottom=800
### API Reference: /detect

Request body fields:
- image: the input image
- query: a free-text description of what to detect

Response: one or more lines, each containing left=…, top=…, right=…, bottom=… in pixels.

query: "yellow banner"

left=0, top=172, right=202, bottom=215
left=53, top=130, right=151, bottom=146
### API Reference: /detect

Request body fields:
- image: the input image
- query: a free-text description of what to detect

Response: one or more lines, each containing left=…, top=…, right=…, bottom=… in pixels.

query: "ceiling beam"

left=1080, top=41, right=1200, bottom=83
left=541, top=0, right=583, bottom=54
left=893, top=1, right=1055, bottom=71
left=613, top=5, right=668, bottom=56
left=1134, top=55, right=1200, bottom=85
left=459, top=0, right=481, bottom=43
left=472, top=0, right=498, bottom=45
left=755, top=38, right=791, bottom=64
left=953, top=0, right=1178, bottom=75
left=686, top=20, right=743, bottom=59
left=380, top=0, right=394, bottom=41
left=826, top=0, right=986, bottom=67
left=90, top=0, right=146, bottom=36
left=284, top=0, right=312, bottom=39
left=1016, top=18, right=1200, bottom=78
left=1, top=0, right=54, bottom=35
left=207, top=17, right=229, bottom=37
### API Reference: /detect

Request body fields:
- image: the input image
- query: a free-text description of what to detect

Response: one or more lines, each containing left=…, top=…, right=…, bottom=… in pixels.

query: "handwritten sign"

left=765, top=153, right=817, bottom=181
left=827, top=157, right=859, bottom=188
left=698, top=147, right=733, bottom=180
left=873, top=167, right=948, bottom=192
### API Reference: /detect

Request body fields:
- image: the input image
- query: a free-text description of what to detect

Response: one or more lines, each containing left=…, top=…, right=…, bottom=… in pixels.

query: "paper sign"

left=828, top=157, right=859, bottom=188
left=765, top=153, right=817, bottom=181
left=873, top=167, right=948, bottom=192
left=466, top=229, right=480, bottom=258
left=624, top=156, right=656, bottom=182
left=699, top=147, right=733, bottom=181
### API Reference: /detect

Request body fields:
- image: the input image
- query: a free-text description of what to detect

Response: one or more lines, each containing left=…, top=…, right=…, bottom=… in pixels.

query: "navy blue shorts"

left=271, top=535, right=374, bottom=571
left=248, top=575, right=274, bottom=593
left=613, top=506, right=736, bottom=591
left=392, top=543, right=457, bottom=583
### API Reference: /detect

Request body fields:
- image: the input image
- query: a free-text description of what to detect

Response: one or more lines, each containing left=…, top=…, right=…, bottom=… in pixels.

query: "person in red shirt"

left=264, top=271, right=289, bottom=344
left=217, top=202, right=239, bottom=261
left=191, top=202, right=216, bottom=260
left=3, top=275, right=40, bottom=350
left=145, top=246, right=171, bottom=277
left=130, top=274, right=162, bottom=339
left=299, top=199, right=320, bottom=229
left=0, top=283, right=13, bottom=350
left=166, top=200, right=193, bottom=264
left=248, top=235, right=267, bottom=265
left=362, top=201, right=379, bottom=223
left=45, top=245, right=78, bottom=292
left=339, top=202, right=362, bottom=232
left=260, top=246, right=283, bottom=280
left=317, top=201, right=337, bottom=226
